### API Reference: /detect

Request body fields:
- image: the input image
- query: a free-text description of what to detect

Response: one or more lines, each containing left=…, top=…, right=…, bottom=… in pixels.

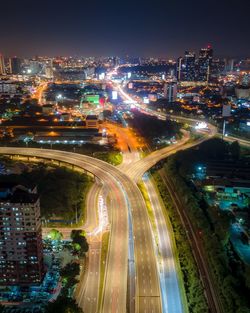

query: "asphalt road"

left=0, top=118, right=222, bottom=313
left=0, top=147, right=162, bottom=313
left=142, top=176, right=183, bottom=313
left=0, top=148, right=128, bottom=313
left=78, top=183, right=103, bottom=313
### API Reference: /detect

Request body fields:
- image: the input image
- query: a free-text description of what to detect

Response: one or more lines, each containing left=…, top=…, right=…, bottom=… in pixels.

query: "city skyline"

left=1, top=0, right=250, bottom=58
left=0, top=1, right=250, bottom=312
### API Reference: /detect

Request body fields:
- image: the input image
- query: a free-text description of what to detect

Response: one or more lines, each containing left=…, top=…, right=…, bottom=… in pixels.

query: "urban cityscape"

left=0, top=1, right=250, bottom=313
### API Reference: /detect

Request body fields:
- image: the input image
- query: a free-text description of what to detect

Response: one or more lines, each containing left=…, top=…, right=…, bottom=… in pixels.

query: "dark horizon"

left=1, top=0, right=250, bottom=59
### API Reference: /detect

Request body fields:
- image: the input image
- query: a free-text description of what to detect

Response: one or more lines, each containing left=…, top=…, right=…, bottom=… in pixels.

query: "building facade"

left=0, top=54, right=5, bottom=75
left=0, top=184, right=44, bottom=286
left=183, top=51, right=196, bottom=81
left=163, top=82, right=177, bottom=102
left=197, top=46, right=213, bottom=82
left=10, top=57, right=22, bottom=75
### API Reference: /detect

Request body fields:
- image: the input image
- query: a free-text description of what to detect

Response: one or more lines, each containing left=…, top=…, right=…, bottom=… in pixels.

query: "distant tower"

left=197, top=45, right=213, bottom=82
left=176, top=57, right=183, bottom=81
left=164, top=82, right=177, bottom=102
left=0, top=54, right=5, bottom=75
left=10, top=57, right=22, bottom=74
left=183, top=51, right=196, bottom=81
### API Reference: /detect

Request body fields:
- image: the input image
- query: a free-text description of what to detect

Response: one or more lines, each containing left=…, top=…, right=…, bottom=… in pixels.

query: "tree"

left=60, top=262, right=80, bottom=280
left=245, top=265, right=250, bottom=289
left=45, top=296, right=83, bottom=313
left=71, top=230, right=89, bottom=255
left=47, top=229, right=63, bottom=241
left=229, top=141, right=240, bottom=160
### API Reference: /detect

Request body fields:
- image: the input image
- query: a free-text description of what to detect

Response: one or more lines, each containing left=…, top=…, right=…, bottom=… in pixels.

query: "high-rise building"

left=210, top=58, right=225, bottom=79
left=176, top=57, right=183, bottom=81
left=183, top=51, right=196, bottom=81
left=164, top=82, right=177, bottom=102
left=0, top=54, right=5, bottom=75
left=10, top=57, right=22, bottom=74
left=197, top=45, right=213, bottom=82
left=0, top=184, right=44, bottom=286
left=45, top=66, right=54, bottom=79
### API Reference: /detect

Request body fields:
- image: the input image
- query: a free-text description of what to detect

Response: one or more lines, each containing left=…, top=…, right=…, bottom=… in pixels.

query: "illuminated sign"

left=99, top=73, right=105, bottom=80
left=112, top=90, right=118, bottom=100
left=86, top=95, right=100, bottom=105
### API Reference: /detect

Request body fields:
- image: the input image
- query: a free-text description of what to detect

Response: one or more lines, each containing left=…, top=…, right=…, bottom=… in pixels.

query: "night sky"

left=1, top=0, right=250, bottom=58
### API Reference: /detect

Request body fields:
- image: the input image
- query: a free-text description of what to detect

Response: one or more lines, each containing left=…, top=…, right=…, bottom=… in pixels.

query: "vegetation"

left=156, top=138, right=250, bottom=313
left=127, top=111, right=182, bottom=149
left=71, top=230, right=89, bottom=256
left=60, top=261, right=80, bottom=294
left=99, top=231, right=110, bottom=310
left=138, top=182, right=156, bottom=228
left=93, top=151, right=122, bottom=165
left=0, top=163, right=93, bottom=222
left=45, top=257, right=83, bottom=312
left=45, top=296, right=83, bottom=313
left=47, top=229, right=63, bottom=241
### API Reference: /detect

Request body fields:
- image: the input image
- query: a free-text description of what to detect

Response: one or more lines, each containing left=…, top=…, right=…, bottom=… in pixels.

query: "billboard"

left=86, top=94, right=100, bottom=105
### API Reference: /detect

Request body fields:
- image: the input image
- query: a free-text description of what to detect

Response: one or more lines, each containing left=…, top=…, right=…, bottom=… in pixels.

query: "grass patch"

left=98, top=231, right=110, bottom=311
left=137, top=181, right=157, bottom=233
left=94, top=151, right=123, bottom=166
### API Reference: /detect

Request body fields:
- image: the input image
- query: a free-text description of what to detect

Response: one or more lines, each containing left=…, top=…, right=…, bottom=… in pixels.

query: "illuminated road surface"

left=143, top=176, right=183, bottom=313
left=113, top=81, right=221, bottom=312
left=77, top=183, right=103, bottom=313
left=0, top=148, right=128, bottom=313
left=0, top=148, right=161, bottom=313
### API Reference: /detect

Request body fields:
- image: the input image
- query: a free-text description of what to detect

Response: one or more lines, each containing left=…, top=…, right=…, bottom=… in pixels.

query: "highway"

left=114, top=80, right=222, bottom=313
left=77, top=183, right=103, bottom=313
left=223, top=134, right=250, bottom=147
left=0, top=148, right=128, bottom=313
left=0, top=147, right=162, bottom=313
left=142, top=175, right=183, bottom=313
left=0, top=109, right=230, bottom=313
left=126, top=123, right=216, bottom=183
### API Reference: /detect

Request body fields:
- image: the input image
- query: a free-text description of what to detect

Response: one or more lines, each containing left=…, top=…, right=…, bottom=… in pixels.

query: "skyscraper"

left=197, top=45, right=213, bottom=82
left=0, top=54, right=5, bottom=75
left=176, top=57, right=183, bottom=81
left=0, top=184, right=44, bottom=285
left=164, top=82, right=177, bottom=102
left=10, top=57, right=22, bottom=74
left=183, top=51, right=196, bottom=81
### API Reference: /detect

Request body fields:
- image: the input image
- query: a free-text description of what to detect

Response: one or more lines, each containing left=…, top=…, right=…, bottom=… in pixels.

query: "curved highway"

left=0, top=147, right=162, bottom=313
